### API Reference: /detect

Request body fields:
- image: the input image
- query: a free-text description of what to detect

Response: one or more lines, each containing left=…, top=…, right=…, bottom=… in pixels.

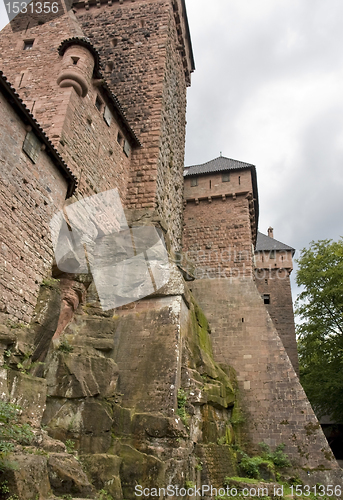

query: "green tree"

left=295, top=238, right=343, bottom=421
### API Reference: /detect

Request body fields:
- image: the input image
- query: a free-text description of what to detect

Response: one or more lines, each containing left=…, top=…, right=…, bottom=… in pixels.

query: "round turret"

left=57, top=40, right=97, bottom=97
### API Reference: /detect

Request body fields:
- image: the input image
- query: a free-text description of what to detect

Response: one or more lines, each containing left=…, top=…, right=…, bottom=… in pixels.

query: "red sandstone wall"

left=255, top=268, right=299, bottom=374
left=75, top=0, right=190, bottom=250
left=183, top=195, right=254, bottom=278
left=0, top=92, right=68, bottom=322
left=255, top=249, right=293, bottom=271
left=0, top=12, right=133, bottom=202
left=190, top=278, right=339, bottom=477
left=184, top=170, right=253, bottom=200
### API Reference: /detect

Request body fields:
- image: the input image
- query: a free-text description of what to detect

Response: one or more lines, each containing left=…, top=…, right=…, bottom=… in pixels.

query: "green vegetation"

left=185, top=481, right=196, bottom=489
left=296, top=238, right=343, bottom=421
left=259, top=443, right=291, bottom=469
left=97, top=489, right=114, bottom=500
left=41, top=277, right=60, bottom=288
left=232, top=443, right=291, bottom=480
left=0, top=400, right=34, bottom=471
left=176, top=388, right=189, bottom=427
left=0, top=481, right=19, bottom=500
left=65, top=439, right=75, bottom=454
left=57, top=339, right=74, bottom=353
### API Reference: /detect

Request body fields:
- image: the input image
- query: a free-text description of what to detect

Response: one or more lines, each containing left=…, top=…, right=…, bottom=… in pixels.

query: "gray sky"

left=1, top=1, right=343, bottom=300
left=184, top=0, right=343, bottom=300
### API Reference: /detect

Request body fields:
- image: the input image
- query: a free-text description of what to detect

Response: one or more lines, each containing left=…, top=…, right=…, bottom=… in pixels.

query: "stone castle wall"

left=190, top=277, right=340, bottom=482
left=0, top=15, right=134, bottom=202
left=0, top=90, right=69, bottom=322
left=183, top=195, right=254, bottom=279
left=75, top=0, right=191, bottom=250
left=255, top=268, right=299, bottom=374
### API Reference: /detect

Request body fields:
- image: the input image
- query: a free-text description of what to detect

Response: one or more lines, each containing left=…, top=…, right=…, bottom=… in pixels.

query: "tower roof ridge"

left=256, top=231, right=295, bottom=254
left=184, top=155, right=255, bottom=176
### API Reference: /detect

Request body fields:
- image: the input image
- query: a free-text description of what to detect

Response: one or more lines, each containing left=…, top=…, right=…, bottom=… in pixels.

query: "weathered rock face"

left=32, top=268, right=240, bottom=497
left=1, top=268, right=343, bottom=498
left=0, top=270, right=242, bottom=498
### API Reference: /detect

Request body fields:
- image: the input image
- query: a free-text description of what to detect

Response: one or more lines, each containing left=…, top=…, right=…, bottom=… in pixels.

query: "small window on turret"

left=105, top=62, right=114, bottom=73
left=23, top=39, right=34, bottom=50
left=117, top=131, right=123, bottom=145
left=71, top=57, right=80, bottom=65
left=95, top=95, right=104, bottom=112
left=123, top=139, right=131, bottom=157
left=23, top=131, right=41, bottom=164
left=191, top=177, right=198, bottom=187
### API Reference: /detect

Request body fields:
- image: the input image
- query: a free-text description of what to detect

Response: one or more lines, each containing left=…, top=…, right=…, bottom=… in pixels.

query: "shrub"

left=0, top=400, right=34, bottom=471
left=259, top=442, right=291, bottom=468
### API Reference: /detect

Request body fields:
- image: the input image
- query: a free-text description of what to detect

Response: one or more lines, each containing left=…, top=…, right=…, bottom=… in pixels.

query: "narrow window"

left=238, top=175, right=241, bottom=185
left=222, top=172, right=230, bottom=182
left=123, top=139, right=131, bottom=157
left=191, top=177, right=198, bottom=187
left=263, top=294, right=270, bottom=305
left=18, top=72, right=25, bottom=88
left=95, top=95, right=103, bottom=111
left=23, top=39, right=34, bottom=50
left=209, top=180, right=211, bottom=189
left=103, top=106, right=112, bottom=126
left=105, top=62, right=114, bottom=73
left=117, top=131, right=123, bottom=145
left=23, top=131, right=41, bottom=164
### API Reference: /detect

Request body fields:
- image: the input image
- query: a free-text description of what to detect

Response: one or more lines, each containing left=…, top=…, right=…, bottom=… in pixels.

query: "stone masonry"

left=74, top=0, right=194, bottom=250
left=0, top=73, right=75, bottom=322
left=1, top=0, right=343, bottom=496
left=189, top=277, right=341, bottom=484
left=255, top=230, right=299, bottom=373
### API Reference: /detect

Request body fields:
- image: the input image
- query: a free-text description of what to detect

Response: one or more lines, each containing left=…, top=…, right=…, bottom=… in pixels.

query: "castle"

left=0, top=0, right=341, bottom=498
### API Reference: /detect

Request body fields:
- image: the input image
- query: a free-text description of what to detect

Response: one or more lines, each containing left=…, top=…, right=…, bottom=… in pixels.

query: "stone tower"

left=183, top=156, right=258, bottom=279
left=182, top=156, right=342, bottom=482
left=255, top=229, right=299, bottom=373
left=0, top=0, right=194, bottom=252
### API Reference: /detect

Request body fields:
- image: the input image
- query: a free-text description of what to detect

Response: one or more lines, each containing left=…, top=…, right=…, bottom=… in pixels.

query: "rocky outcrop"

left=0, top=272, right=242, bottom=499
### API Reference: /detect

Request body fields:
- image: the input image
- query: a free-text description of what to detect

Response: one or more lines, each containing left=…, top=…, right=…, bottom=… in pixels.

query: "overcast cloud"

left=184, top=0, right=343, bottom=299
left=1, top=1, right=343, bottom=301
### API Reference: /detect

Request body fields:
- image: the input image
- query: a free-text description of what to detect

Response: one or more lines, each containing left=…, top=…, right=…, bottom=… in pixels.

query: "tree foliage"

left=296, top=238, right=343, bottom=421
